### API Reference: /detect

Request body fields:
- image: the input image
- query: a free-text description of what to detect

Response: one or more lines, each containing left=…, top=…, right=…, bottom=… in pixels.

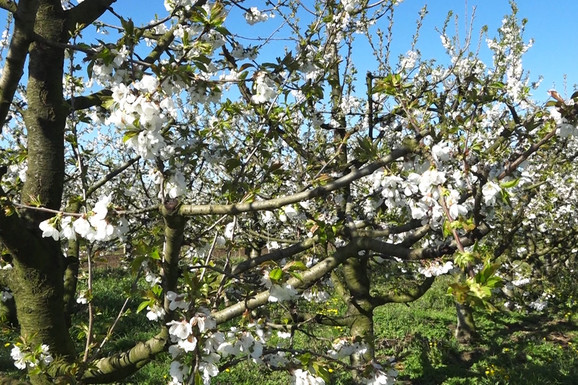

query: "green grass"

left=373, top=277, right=578, bottom=385
left=2, top=271, right=578, bottom=384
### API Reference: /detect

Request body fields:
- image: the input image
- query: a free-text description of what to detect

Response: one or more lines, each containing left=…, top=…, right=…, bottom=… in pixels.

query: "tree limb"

left=64, top=0, right=116, bottom=35
left=0, top=0, right=17, bottom=12
left=213, top=239, right=367, bottom=324
left=66, top=89, right=112, bottom=112
left=231, top=236, right=318, bottom=276
left=179, top=146, right=411, bottom=216
left=0, top=0, right=40, bottom=132
left=371, top=276, right=435, bottom=306
left=81, top=329, right=169, bottom=384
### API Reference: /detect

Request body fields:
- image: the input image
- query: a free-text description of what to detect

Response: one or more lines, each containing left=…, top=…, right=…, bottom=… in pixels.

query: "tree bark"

left=454, top=301, right=478, bottom=344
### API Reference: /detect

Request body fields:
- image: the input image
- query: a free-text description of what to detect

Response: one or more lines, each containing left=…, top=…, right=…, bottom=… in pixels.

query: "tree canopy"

left=0, top=1, right=576, bottom=384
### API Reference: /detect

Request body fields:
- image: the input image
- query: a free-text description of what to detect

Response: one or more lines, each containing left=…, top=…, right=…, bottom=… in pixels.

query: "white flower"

left=192, top=310, right=216, bottom=333
left=269, top=284, right=299, bottom=302
left=199, top=360, right=219, bottom=383
left=363, top=369, right=397, bottom=384
left=512, top=277, right=530, bottom=287
left=39, top=344, right=53, bottom=366
left=169, top=360, right=189, bottom=383
left=277, top=331, right=291, bottom=339
left=400, top=50, right=420, bottom=70
left=292, top=368, right=325, bottom=385
left=223, top=221, right=235, bottom=240
left=10, top=345, right=26, bottom=370
left=432, top=142, right=451, bottom=163
left=251, top=73, right=276, bottom=104
left=244, top=7, right=270, bottom=25
left=60, top=216, right=76, bottom=240
left=167, top=291, right=189, bottom=311
left=168, top=319, right=192, bottom=341
left=177, top=336, right=197, bottom=352
left=93, top=194, right=112, bottom=220
left=125, top=129, right=166, bottom=159
left=529, top=299, right=548, bottom=311
left=134, top=74, right=158, bottom=93
left=341, top=0, right=359, bottom=13
left=481, top=181, right=501, bottom=206
left=165, top=171, right=186, bottom=199
left=446, top=189, right=468, bottom=219
left=418, top=261, right=454, bottom=277
left=76, top=291, right=88, bottom=304
left=146, top=303, right=165, bottom=321
left=39, top=218, right=60, bottom=241
left=418, top=169, right=446, bottom=194
left=73, top=217, right=94, bottom=239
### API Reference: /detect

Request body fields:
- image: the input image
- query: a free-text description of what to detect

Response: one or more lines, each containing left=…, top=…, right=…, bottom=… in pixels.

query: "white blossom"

left=244, top=7, right=270, bottom=25
left=268, top=284, right=299, bottom=302
left=292, top=369, right=325, bottom=385
left=482, top=181, right=501, bottom=206
left=251, top=73, right=276, bottom=104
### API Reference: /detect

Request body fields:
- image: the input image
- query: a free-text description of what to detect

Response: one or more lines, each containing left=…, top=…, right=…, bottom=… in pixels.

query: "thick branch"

left=231, top=236, right=318, bottom=276
left=66, top=89, right=112, bottom=112
left=371, top=276, right=435, bottom=306
left=0, top=0, right=40, bottom=131
left=213, top=239, right=366, bottom=324
left=362, top=223, right=490, bottom=260
left=0, top=0, right=17, bottom=12
left=179, top=146, right=411, bottom=216
left=160, top=204, right=186, bottom=315
left=65, top=0, right=116, bottom=35
left=81, top=329, right=168, bottom=384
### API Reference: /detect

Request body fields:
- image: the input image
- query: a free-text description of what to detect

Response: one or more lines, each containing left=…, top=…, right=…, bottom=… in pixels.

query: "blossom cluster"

left=11, top=343, right=53, bottom=371
left=38, top=195, right=127, bottom=242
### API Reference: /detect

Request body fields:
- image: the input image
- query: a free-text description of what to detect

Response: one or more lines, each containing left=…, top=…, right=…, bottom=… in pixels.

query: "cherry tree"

left=0, top=0, right=574, bottom=384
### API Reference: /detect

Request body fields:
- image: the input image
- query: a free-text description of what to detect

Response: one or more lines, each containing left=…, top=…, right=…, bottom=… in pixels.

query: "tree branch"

left=0, top=0, right=17, bottom=12
left=213, top=238, right=367, bottom=324
left=66, top=89, right=112, bottom=112
left=0, top=0, right=40, bottom=132
left=371, top=276, right=435, bottom=306
left=362, top=223, right=491, bottom=260
left=179, top=146, right=411, bottom=216
left=231, top=236, right=318, bottom=276
left=64, top=0, right=116, bottom=35
left=81, top=329, right=168, bottom=384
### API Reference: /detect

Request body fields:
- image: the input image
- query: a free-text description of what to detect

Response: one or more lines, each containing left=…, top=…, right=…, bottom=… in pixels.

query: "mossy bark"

left=342, top=256, right=375, bottom=376
left=454, top=302, right=478, bottom=344
left=5, top=1, right=75, bottom=384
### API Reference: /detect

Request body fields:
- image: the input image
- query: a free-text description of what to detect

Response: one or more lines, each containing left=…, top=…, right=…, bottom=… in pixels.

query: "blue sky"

left=99, top=1, right=575, bottom=103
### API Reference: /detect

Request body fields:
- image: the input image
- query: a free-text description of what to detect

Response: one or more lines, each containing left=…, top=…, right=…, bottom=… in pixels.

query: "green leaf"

left=136, top=300, right=151, bottom=313
left=269, top=267, right=283, bottom=282
left=123, top=130, right=139, bottom=143
left=500, top=178, right=520, bottom=189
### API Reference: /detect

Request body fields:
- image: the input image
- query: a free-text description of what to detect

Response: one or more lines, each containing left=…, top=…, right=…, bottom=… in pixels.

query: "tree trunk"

left=454, top=301, right=478, bottom=344
left=342, top=256, right=375, bottom=379
left=4, top=1, right=76, bottom=383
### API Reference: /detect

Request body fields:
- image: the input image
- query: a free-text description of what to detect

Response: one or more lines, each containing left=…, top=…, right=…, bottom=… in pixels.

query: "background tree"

left=0, top=0, right=575, bottom=384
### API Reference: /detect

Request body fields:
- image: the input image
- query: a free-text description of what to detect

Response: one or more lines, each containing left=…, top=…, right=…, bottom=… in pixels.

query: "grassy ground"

left=1, top=271, right=577, bottom=384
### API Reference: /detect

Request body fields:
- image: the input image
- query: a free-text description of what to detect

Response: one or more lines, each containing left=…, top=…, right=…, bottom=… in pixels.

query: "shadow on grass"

left=382, top=311, right=578, bottom=385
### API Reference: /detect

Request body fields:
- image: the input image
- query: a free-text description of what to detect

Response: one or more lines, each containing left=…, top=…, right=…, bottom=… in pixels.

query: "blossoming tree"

left=0, top=0, right=575, bottom=384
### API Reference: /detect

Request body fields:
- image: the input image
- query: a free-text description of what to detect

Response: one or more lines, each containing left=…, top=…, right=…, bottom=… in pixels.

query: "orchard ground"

left=2, top=262, right=577, bottom=385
